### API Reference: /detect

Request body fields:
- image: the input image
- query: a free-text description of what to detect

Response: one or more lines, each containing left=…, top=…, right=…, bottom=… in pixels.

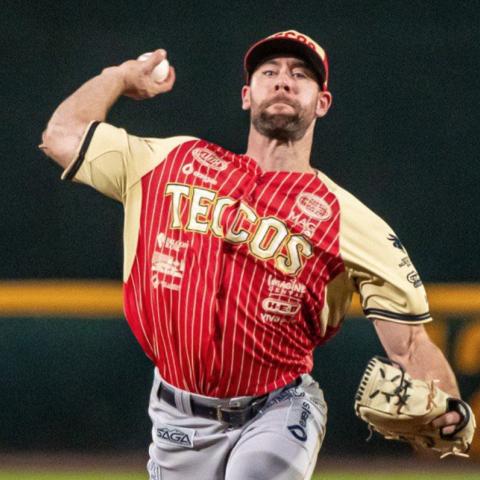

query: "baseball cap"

left=244, top=30, right=329, bottom=91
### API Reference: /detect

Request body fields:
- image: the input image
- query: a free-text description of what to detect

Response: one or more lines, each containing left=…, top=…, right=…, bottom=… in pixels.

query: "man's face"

left=242, top=55, right=332, bottom=142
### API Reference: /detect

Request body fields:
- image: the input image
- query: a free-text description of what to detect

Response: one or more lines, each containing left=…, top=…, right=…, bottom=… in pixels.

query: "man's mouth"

left=266, top=97, right=297, bottom=109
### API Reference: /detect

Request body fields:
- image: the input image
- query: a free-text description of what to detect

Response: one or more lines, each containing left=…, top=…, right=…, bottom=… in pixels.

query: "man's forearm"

left=40, top=67, right=125, bottom=168
left=48, top=67, right=124, bottom=130
left=399, top=335, right=460, bottom=398
left=41, top=50, right=174, bottom=168
left=374, top=321, right=460, bottom=398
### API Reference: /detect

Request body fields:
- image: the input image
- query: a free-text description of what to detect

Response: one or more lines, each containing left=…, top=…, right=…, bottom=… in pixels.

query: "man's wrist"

left=100, top=65, right=128, bottom=95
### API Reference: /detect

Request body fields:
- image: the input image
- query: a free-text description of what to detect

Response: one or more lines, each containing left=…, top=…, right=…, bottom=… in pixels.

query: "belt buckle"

left=216, top=404, right=249, bottom=428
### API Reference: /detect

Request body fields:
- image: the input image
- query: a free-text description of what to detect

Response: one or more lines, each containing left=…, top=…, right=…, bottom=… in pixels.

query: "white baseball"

left=137, top=52, right=170, bottom=83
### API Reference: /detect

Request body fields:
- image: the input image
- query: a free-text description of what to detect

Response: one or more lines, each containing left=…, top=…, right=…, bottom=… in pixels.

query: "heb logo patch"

left=192, top=148, right=228, bottom=171
left=155, top=423, right=195, bottom=448
left=295, top=193, right=332, bottom=221
left=262, top=297, right=301, bottom=316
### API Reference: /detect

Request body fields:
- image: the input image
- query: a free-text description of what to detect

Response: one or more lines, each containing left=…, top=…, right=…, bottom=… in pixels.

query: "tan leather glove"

left=354, top=356, right=476, bottom=458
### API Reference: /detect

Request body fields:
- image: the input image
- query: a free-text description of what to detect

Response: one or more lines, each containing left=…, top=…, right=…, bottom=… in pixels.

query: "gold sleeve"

left=317, top=172, right=432, bottom=325
left=62, top=121, right=196, bottom=202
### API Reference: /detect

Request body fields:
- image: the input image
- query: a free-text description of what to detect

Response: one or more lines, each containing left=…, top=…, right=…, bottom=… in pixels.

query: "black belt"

left=157, top=377, right=301, bottom=428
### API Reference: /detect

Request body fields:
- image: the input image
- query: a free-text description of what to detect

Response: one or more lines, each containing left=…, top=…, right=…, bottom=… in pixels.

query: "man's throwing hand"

left=106, top=49, right=176, bottom=100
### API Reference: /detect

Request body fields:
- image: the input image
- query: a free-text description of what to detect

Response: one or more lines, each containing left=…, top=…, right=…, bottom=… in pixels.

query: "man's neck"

left=244, top=124, right=316, bottom=173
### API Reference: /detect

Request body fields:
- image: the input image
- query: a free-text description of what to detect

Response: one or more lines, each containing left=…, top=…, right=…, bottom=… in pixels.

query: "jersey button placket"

left=222, top=243, right=233, bottom=253
left=245, top=173, right=264, bottom=202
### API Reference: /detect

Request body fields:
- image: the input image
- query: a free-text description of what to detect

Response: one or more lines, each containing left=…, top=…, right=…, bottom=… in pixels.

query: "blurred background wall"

left=1, top=0, right=479, bottom=464
left=2, top=305, right=480, bottom=458
left=2, top=0, right=479, bottom=281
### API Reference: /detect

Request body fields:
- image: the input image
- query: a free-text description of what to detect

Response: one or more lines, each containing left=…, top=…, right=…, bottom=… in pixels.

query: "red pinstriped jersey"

left=64, top=122, right=432, bottom=397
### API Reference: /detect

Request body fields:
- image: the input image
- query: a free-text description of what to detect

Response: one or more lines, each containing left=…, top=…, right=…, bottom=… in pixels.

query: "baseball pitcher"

left=40, top=30, right=475, bottom=479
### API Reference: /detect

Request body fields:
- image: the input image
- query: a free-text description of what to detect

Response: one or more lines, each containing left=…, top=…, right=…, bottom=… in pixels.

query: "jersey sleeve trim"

left=364, top=308, right=432, bottom=323
left=62, top=121, right=101, bottom=181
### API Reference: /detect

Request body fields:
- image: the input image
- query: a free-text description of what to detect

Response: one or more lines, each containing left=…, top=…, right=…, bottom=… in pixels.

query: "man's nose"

left=274, top=71, right=292, bottom=92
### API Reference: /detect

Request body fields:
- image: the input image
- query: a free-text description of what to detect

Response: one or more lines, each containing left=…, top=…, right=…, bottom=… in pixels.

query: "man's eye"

left=263, top=70, right=275, bottom=76
left=292, top=71, right=307, bottom=79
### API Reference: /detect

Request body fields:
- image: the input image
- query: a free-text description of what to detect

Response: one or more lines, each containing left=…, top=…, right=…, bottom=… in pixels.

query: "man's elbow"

left=39, top=124, right=81, bottom=170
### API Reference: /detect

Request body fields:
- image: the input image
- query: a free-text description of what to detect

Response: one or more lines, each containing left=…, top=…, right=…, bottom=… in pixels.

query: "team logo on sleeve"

left=398, top=256, right=412, bottom=268
left=406, top=270, right=423, bottom=288
left=387, top=234, right=406, bottom=252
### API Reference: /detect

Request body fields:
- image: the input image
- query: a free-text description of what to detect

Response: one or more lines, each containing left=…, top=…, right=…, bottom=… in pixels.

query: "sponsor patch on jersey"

left=152, top=253, right=185, bottom=279
left=262, top=297, right=301, bottom=316
left=151, top=252, right=185, bottom=290
left=286, top=210, right=318, bottom=238
left=182, top=162, right=218, bottom=185
left=155, top=423, right=196, bottom=448
left=156, top=232, right=189, bottom=252
left=295, top=193, right=332, bottom=221
left=261, top=275, right=304, bottom=323
left=192, top=148, right=228, bottom=171
left=267, top=275, right=306, bottom=295
left=260, top=313, right=290, bottom=323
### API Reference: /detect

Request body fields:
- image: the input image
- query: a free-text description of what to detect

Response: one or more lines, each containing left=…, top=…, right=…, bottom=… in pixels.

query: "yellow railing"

left=1, top=280, right=479, bottom=456
left=0, top=280, right=479, bottom=317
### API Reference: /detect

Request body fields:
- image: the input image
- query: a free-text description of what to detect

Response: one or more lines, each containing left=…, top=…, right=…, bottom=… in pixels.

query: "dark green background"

left=1, top=0, right=479, bottom=281
left=1, top=317, right=478, bottom=455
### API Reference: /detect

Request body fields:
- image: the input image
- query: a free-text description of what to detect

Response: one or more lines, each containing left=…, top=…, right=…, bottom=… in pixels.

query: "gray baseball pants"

left=147, top=368, right=327, bottom=480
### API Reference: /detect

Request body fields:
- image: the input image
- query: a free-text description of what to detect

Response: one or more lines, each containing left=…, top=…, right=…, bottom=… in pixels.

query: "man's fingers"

left=431, top=411, right=462, bottom=429
left=145, top=49, right=167, bottom=70
left=121, top=49, right=174, bottom=99
left=441, top=425, right=456, bottom=436
left=431, top=411, right=462, bottom=437
left=156, top=66, right=175, bottom=90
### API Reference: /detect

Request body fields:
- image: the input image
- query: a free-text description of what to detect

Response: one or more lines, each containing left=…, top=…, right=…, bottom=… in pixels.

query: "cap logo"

left=245, top=29, right=329, bottom=90
left=272, top=31, right=319, bottom=56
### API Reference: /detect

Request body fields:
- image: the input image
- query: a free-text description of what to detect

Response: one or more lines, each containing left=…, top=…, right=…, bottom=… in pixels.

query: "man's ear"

left=315, top=91, right=333, bottom=118
left=241, top=85, right=251, bottom=111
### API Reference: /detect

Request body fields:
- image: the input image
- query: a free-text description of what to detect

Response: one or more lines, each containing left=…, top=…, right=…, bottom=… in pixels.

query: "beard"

left=251, top=96, right=313, bottom=142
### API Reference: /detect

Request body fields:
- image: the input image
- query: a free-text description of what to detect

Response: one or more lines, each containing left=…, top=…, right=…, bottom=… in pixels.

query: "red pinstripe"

left=123, top=140, right=344, bottom=397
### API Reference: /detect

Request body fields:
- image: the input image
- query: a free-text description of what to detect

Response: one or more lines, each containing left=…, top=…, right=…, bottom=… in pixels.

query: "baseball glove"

left=354, top=356, right=476, bottom=458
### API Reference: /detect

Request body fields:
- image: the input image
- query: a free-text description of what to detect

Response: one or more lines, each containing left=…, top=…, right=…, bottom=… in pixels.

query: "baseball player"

left=41, top=30, right=472, bottom=479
